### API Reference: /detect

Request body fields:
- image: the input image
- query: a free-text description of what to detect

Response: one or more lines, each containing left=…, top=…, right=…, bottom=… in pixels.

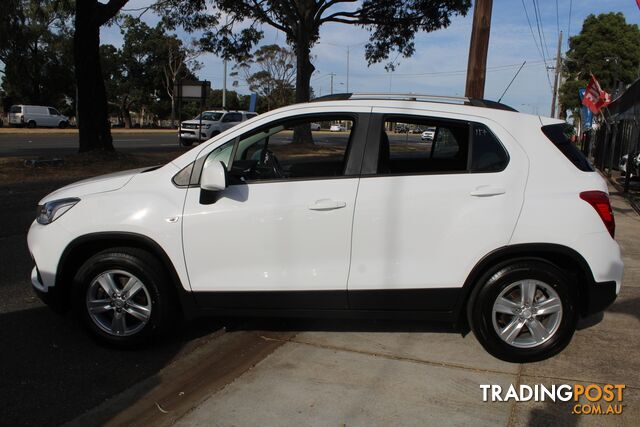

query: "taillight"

left=580, top=191, right=615, bottom=238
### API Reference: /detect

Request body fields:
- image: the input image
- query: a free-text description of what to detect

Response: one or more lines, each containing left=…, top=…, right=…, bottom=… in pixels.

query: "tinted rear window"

left=541, top=124, right=593, bottom=172
left=10, top=106, right=21, bottom=113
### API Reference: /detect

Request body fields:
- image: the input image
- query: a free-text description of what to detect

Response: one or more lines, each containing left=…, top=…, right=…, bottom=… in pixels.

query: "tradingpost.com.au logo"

left=481, top=383, right=625, bottom=415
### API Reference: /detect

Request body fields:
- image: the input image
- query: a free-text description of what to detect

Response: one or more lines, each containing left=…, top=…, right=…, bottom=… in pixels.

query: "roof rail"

left=310, top=92, right=517, bottom=112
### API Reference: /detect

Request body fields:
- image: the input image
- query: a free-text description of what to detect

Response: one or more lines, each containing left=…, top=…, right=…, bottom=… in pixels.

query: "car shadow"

left=217, top=315, right=459, bottom=334
left=0, top=306, right=223, bottom=426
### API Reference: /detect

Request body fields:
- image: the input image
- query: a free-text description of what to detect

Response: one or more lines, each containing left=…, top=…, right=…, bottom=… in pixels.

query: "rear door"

left=347, top=110, right=528, bottom=311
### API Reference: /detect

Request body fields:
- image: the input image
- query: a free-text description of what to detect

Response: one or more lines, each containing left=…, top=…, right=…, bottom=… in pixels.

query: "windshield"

left=194, top=112, right=223, bottom=121
left=10, top=105, right=21, bottom=114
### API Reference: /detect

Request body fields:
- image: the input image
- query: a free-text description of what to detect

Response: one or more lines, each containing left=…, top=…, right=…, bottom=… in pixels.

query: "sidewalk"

left=167, top=187, right=640, bottom=426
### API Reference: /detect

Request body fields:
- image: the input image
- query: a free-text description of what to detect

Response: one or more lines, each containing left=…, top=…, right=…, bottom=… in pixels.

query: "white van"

left=8, top=105, right=69, bottom=128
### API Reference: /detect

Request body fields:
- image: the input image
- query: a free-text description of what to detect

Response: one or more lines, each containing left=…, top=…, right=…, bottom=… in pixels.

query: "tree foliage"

left=157, top=0, right=471, bottom=105
left=101, top=16, right=201, bottom=127
left=560, top=12, right=640, bottom=115
left=233, top=44, right=296, bottom=111
left=0, top=0, right=74, bottom=112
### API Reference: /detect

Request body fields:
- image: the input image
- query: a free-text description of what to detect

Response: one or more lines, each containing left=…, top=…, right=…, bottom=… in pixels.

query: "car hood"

left=40, top=167, right=151, bottom=204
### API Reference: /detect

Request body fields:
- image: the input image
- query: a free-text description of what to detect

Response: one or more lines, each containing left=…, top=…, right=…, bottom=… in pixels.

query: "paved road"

left=0, top=132, right=181, bottom=157
left=0, top=131, right=428, bottom=158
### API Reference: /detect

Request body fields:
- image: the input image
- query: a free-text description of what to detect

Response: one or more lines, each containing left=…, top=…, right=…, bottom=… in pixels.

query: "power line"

left=555, top=0, right=560, bottom=38
left=521, top=0, right=545, bottom=64
left=532, top=0, right=551, bottom=60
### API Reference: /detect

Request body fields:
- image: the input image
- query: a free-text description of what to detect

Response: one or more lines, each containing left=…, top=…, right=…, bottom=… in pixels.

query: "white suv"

left=179, top=110, right=258, bottom=146
left=27, top=94, right=623, bottom=362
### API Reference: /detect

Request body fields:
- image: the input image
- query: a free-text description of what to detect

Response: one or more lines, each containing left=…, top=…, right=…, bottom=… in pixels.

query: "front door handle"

left=470, top=185, right=506, bottom=197
left=308, top=199, right=347, bottom=211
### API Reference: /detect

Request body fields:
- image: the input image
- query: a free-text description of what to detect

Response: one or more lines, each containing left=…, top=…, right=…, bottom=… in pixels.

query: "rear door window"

left=378, top=116, right=469, bottom=174
left=541, top=123, right=593, bottom=172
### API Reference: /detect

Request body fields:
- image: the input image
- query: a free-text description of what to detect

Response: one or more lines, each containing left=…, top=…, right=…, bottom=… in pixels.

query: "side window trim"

left=361, top=113, right=510, bottom=177
left=190, top=112, right=370, bottom=186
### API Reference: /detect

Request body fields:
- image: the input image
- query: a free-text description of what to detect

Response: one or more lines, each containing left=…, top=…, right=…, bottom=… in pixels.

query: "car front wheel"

left=468, top=260, right=577, bottom=363
left=73, top=247, right=176, bottom=347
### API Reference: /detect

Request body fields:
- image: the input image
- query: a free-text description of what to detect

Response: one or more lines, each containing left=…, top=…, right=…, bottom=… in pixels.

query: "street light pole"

left=329, top=72, right=336, bottom=95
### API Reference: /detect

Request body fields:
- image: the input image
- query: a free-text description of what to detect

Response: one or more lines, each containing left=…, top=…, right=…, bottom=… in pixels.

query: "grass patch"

left=0, top=150, right=184, bottom=185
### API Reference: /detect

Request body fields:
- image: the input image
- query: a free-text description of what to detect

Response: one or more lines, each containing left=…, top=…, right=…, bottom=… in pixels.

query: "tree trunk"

left=170, top=93, right=176, bottom=127
left=74, top=1, right=114, bottom=152
left=293, top=34, right=315, bottom=145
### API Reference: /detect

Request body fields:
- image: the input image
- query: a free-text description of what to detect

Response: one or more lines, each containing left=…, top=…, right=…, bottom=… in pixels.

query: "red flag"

left=582, top=75, right=611, bottom=114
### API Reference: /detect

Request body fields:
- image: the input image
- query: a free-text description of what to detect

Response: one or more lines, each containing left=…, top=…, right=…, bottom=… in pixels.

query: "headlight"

left=37, top=198, right=80, bottom=225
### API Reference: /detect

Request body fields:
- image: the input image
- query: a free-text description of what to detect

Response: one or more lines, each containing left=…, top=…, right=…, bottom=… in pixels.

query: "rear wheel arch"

left=456, top=244, right=595, bottom=325
left=55, top=232, right=194, bottom=315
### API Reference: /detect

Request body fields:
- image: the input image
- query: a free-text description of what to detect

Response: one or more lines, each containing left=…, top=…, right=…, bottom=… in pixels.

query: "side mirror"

left=200, top=160, right=227, bottom=191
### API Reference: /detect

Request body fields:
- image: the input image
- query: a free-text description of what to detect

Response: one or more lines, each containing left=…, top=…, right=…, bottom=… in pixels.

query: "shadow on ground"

left=0, top=306, right=225, bottom=426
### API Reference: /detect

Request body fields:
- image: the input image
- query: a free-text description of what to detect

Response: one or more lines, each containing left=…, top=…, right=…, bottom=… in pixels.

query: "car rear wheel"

left=73, top=247, right=176, bottom=347
left=468, top=260, right=577, bottom=362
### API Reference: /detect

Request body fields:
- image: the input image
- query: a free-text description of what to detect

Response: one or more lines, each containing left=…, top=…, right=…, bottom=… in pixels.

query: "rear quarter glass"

left=541, top=123, right=594, bottom=172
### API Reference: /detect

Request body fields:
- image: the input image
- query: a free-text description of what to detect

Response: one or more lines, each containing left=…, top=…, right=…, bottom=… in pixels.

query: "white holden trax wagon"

left=27, top=93, right=623, bottom=362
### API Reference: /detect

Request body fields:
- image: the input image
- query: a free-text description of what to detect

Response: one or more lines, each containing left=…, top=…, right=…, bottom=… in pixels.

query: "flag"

left=582, top=75, right=611, bottom=114
left=578, top=88, right=593, bottom=130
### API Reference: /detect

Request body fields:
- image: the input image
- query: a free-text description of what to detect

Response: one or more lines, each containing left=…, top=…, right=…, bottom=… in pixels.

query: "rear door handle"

left=308, top=199, right=347, bottom=211
left=470, top=185, right=506, bottom=197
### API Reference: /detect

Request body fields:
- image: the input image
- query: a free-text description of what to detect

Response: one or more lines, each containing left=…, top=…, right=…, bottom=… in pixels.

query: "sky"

left=101, top=0, right=640, bottom=116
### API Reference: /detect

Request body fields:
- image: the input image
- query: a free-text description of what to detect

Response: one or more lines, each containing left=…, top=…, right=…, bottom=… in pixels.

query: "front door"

left=348, top=111, right=528, bottom=311
left=181, top=112, right=367, bottom=310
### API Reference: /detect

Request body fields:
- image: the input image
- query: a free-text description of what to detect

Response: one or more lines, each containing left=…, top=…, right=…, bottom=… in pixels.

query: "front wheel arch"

left=55, top=232, right=195, bottom=316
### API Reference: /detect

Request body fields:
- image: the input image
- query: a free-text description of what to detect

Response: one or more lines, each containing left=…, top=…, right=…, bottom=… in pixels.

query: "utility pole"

left=550, top=31, right=563, bottom=118
left=329, top=72, right=336, bottom=95
left=464, top=0, right=493, bottom=99
left=346, top=46, right=350, bottom=93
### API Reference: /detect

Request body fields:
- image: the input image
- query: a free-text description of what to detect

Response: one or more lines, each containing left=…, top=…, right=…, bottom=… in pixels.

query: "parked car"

left=179, top=110, right=258, bottom=146
left=329, top=123, right=346, bottom=132
left=310, top=122, right=321, bottom=131
left=8, top=105, right=69, bottom=128
left=619, top=152, right=640, bottom=178
left=421, top=127, right=436, bottom=141
left=27, top=93, right=622, bottom=362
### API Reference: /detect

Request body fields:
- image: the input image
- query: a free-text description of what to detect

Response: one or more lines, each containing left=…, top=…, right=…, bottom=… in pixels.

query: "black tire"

left=58, top=121, right=68, bottom=129
left=27, top=120, right=36, bottom=128
left=467, top=259, right=578, bottom=363
left=180, top=138, right=193, bottom=147
left=73, top=247, right=176, bottom=348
